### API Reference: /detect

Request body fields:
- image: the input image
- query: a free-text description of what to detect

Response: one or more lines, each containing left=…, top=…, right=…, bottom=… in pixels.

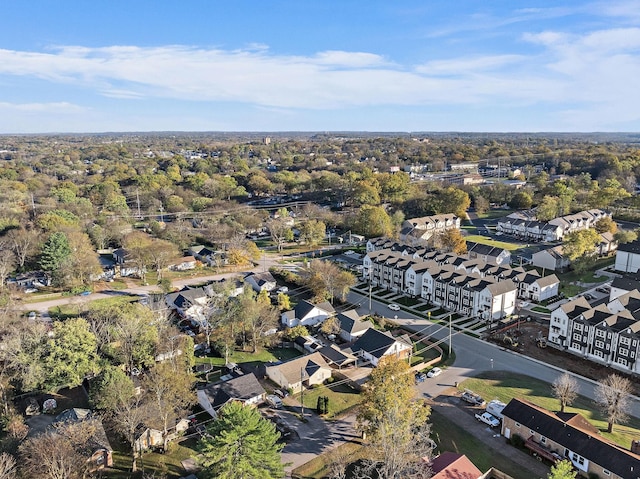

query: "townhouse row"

left=548, top=289, right=640, bottom=375
left=363, top=245, right=559, bottom=321
left=497, top=209, right=610, bottom=242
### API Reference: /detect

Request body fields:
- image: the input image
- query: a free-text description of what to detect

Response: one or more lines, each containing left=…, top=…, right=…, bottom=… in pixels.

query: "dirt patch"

left=487, top=322, right=640, bottom=396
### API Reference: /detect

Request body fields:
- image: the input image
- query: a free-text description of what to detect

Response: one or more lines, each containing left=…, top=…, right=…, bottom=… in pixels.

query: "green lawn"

left=430, top=410, right=539, bottom=479
left=459, top=371, right=640, bottom=448
left=109, top=438, right=198, bottom=479
left=477, top=209, right=513, bottom=219
left=556, top=257, right=615, bottom=284
left=296, top=381, right=362, bottom=419
left=194, top=347, right=302, bottom=368
left=49, top=294, right=141, bottom=319
left=464, top=235, right=522, bottom=251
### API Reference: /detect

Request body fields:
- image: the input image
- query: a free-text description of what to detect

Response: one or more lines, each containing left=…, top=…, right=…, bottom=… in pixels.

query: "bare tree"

left=0, top=452, right=16, bottom=479
left=6, top=228, right=38, bottom=269
left=595, top=374, right=632, bottom=433
left=552, top=372, right=579, bottom=413
left=0, top=243, right=16, bottom=289
left=110, top=393, right=150, bottom=473
left=19, top=420, right=97, bottom=479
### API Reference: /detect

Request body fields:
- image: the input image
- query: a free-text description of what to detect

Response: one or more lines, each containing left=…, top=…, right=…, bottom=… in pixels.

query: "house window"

left=594, top=350, right=604, bottom=359
left=540, top=436, right=546, bottom=444
left=596, top=329, right=605, bottom=338
left=619, top=348, right=628, bottom=357
left=602, top=469, right=610, bottom=476
left=620, top=336, right=631, bottom=346
left=515, top=422, right=521, bottom=428
left=595, top=340, right=604, bottom=349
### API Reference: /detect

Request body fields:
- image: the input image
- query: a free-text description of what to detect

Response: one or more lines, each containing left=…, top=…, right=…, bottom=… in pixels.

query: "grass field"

left=459, top=371, right=640, bottom=447
left=296, top=381, right=362, bottom=419
left=49, top=294, right=141, bottom=319
left=464, top=235, right=522, bottom=251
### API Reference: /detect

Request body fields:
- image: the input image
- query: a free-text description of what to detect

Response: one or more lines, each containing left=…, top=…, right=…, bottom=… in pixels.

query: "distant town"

left=1, top=132, right=640, bottom=479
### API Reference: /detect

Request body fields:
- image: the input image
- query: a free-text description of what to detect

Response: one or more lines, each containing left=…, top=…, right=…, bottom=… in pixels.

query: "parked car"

left=596, top=286, right=610, bottom=293
left=27, top=311, right=37, bottom=320
left=415, top=372, right=427, bottom=383
left=388, top=303, right=401, bottom=311
left=427, top=367, right=442, bottom=378
left=461, top=390, right=486, bottom=406
left=266, top=395, right=283, bottom=409
left=475, top=412, right=500, bottom=427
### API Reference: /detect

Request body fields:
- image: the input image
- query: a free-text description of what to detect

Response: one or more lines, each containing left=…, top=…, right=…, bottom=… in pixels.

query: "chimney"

left=632, top=440, right=640, bottom=455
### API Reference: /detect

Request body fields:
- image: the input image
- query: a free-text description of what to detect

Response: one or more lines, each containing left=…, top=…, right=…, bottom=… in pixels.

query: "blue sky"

left=1, top=1, right=639, bottom=133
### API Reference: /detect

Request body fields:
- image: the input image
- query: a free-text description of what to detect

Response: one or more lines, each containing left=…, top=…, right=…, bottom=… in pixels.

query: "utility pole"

left=369, top=271, right=372, bottom=315
left=449, top=313, right=452, bottom=356
left=136, top=188, right=142, bottom=218
left=300, top=368, right=305, bottom=419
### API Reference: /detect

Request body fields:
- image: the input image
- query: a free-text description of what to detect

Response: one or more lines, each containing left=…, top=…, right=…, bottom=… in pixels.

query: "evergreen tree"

left=198, top=401, right=284, bottom=479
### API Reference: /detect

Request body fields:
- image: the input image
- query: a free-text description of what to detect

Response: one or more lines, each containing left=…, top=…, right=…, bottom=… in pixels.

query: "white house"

left=281, top=300, right=336, bottom=328
left=336, top=310, right=371, bottom=342
left=244, top=271, right=277, bottom=292
left=526, top=274, right=560, bottom=302
left=531, top=246, right=570, bottom=272
left=349, top=328, right=412, bottom=367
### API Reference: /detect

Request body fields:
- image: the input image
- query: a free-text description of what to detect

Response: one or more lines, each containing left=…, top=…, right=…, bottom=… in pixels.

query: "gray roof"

left=618, top=239, right=640, bottom=254
left=502, top=398, right=640, bottom=478
left=201, top=373, right=265, bottom=410
left=337, top=310, right=370, bottom=335
left=351, top=328, right=411, bottom=359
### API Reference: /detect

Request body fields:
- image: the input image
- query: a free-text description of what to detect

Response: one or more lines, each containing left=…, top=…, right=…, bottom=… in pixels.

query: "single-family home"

left=281, top=300, right=336, bottom=328
left=466, top=241, right=511, bottom=266
left=165, top=286, right=209, bottom=320
left=318, top=344, right=358, bottom=369
left=170, top=256, right=197, bottom=271
left=614, top=239, right=640, bottom=273
left=266, top=352, right=332, bottom=394
left=197, top=373, right=266, bottom=418
left=526, top=274, right=560, bottom=302
left=189, top=245, right=227, bottom=268
left=609, top=274, right=640, bottom=301
left=134, top=418, right=190, bottom=451
left=531, top=246, right=570, bottom=272
left=349, top=328, right=412, bottom=367
left=336, top=310, right=371, bottom=342
left=244, top=271, right=277, bottom=292
left=428, top=452, right=482, bottom=479
left=112, top=248, right=145, bottom=278
left=501, top=398, right=640, bottom=479
left=54, top=408, right=113, bottom=471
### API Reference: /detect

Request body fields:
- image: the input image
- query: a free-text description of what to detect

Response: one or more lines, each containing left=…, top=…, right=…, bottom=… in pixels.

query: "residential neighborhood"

left=1, top=131, right=640, bottom=479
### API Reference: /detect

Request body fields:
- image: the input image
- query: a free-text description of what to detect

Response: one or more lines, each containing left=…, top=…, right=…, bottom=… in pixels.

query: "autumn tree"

left=19, top=420, right=99, bottom=479
left=299, top=219, right=326, bottom=247
left=267, top=208, right=294, bottom=252
left=0, top=241, right=16, bottom=289
left=277, top=292, right=291, bottom=311
left=237, top=288, right=279, bottom=353
left=122, top=231, right=154, bottom=282
left=437, top=228, right=467, bottom=255
left=198, top=401, right=284, bottom=479
left=356, top=356, right=433, bottom=479
left=306, top=260, right=356, bottom=303
left=148, top=238, right=180, bottom=281
left=508, top=191, right=533, bottom=210
left=552, top=372, right=579, bottom=413
left=143, top=359, right=195, bottom=450
left=110, top=390, right=149, bottom=472
left=548, top=459, right=577, bottom=479
left=614, top=229, right=638, bottom=245
left=594, top=217, right=617, bottom=234
left=320, top=316, right=341, bottom=336
left=563, top=228, right=601, bottom=273
left=595, top=373, right=632, bottom=433
left=0, top=453, right=16, bottom=479
left=439, top=186, right=471, bottom=218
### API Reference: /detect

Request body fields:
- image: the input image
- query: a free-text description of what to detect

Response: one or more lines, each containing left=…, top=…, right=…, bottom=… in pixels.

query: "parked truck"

left=475, top=412, right=500, bottom=428
left=485, top=399, right=507, bottom=420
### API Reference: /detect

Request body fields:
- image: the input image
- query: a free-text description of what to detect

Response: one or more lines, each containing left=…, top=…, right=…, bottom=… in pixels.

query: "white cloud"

left=0, top=101, right=84, bottom=113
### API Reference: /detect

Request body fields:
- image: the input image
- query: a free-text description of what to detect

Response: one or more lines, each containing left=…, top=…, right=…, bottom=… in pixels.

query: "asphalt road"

left=347, top=290, right=640, bottom=418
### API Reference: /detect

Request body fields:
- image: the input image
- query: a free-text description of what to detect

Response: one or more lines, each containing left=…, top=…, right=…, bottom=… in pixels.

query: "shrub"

left=509, top=433, right=525, bottom=449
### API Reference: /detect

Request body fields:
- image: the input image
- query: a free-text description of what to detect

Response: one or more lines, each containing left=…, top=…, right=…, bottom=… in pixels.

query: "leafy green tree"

left=378, top=172, right=411, bottom=203
left=198, top=401, right=284, bottom=479
left=439, top=186, right=471, bottom=218
left=91, top=366, right=135, bottom=411
left=536, top=196, right=560, bottom=221
left=283, top=325, right=309, bottom=341
left=563, top=229, right=601, bottom=273
left=356, top=356, right=433, bottom=479
left=508, top=191, right=533, bottom=210
left=614, top=229, right=638, bottom=244
left=299, top=219, right=326, bottom=247
left=277, top=292, right=291, bottom=311
left=44, top=318, right=100, bottom=391
left=353, top=205, right=392, bottom=238
left=548, top=459, right=577, bottom=479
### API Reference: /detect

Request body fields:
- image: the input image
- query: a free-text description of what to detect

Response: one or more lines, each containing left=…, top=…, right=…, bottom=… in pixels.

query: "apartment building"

left=497, top=209, right=611, bottom=242
left=399, top=214, right=461, bottom=245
